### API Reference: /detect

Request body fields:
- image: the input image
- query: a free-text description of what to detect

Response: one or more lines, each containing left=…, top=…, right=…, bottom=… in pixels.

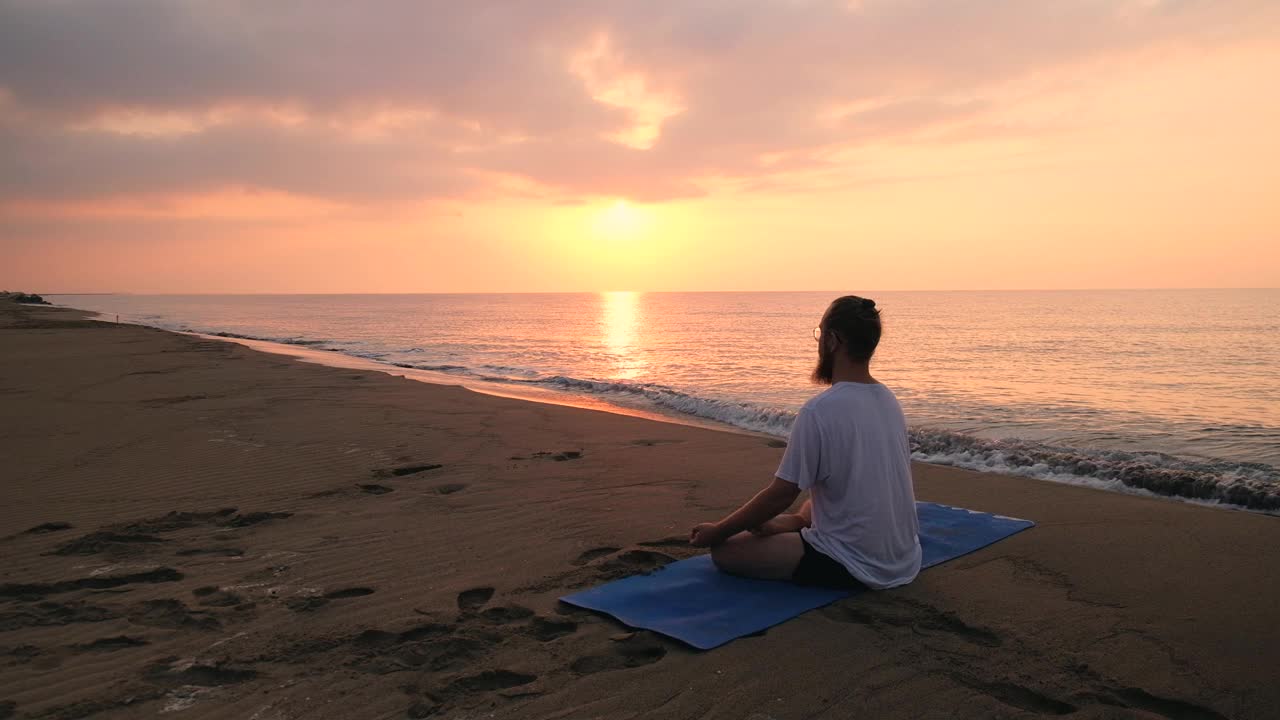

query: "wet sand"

left=1, top=299, right=1277, bottom=719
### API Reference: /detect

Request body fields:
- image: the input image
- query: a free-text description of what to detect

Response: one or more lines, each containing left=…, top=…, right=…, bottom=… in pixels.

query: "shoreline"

left=64, top=301, right=1279, bottom=516
left=3, top=299, right=1279, bottom=719
left=62, top=303, right=778, bottom=439
left=193, top=331, right=757, bottom=439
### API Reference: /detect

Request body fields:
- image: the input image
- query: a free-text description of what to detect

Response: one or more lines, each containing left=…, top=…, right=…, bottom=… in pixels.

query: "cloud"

left=1, top=113, right=477, bottom=202
left=1, top=0, right=1275, bottom=206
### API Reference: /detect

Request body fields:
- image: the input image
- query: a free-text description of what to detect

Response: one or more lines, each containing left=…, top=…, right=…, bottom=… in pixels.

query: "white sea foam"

left=909, top=429, right=1279, bottom=513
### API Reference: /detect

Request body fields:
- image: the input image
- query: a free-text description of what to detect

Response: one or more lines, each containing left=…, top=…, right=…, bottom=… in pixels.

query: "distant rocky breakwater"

left=2, top=292, right=52, bottom=305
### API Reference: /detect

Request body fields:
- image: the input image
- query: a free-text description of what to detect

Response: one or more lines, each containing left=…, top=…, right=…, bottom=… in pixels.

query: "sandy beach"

left=2, top=298, right=1277, bottom=720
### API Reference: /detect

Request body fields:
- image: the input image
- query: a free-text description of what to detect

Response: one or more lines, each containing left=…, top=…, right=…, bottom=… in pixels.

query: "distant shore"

left=2, top=299, right=1278, bottom=719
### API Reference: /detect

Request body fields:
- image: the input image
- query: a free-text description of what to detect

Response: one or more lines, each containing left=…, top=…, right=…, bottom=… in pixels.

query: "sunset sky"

left=2, top=1, right=1278, bottom=293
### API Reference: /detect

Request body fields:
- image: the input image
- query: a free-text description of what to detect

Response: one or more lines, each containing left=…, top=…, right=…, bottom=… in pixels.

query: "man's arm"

left=690, top=477, right=801, bottom=546
left=751, top=497, right=813, bottom=536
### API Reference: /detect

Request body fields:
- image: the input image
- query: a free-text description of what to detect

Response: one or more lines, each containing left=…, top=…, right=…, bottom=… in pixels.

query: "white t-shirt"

left=776, top=382, right=922, bottom=589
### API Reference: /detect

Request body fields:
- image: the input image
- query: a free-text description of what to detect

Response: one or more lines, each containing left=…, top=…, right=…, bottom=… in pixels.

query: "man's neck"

left=830, top=359, right=876, bottom=385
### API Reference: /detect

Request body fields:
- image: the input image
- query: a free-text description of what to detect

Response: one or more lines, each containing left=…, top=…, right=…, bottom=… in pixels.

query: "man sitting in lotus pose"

left=689, top=295, right=921, bottom=590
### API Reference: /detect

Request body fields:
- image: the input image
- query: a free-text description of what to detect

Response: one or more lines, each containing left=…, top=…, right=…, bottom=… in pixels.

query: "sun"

left=592, top=200, right=649, bottom=241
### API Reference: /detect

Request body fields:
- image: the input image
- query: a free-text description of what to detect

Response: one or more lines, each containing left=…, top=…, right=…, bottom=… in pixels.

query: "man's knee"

left=711, top=532, right=804, bottom=581
left=711, top=535, right=749, bottom=574
left=710, top=543, right=731, bottom=571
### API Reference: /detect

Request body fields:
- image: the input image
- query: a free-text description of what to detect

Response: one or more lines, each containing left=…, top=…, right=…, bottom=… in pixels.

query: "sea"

left=49, top=290, right=1280, bottom=513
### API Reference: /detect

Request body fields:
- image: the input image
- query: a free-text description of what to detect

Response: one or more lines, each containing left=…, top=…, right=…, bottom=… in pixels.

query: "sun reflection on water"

left=601, top=291, right=645, bottom=379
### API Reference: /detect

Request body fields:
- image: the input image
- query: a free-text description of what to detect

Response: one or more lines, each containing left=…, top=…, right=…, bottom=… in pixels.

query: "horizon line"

left=31, top=286, right=1280, bottom=296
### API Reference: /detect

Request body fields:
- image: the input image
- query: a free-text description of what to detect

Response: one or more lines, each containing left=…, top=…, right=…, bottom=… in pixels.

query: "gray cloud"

left=1, top=0, right=1274, bottom=204
left=0, top=1, right=615, bottom=132
left=1, top=115, right=477, bottom=202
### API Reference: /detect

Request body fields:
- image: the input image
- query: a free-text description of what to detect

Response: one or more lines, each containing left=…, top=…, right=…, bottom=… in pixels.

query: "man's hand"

left=689, top=478, right=801, bottom=548
left=751, top=513, right=808, bottom=537
left=689, top=522, right=727, bottom=547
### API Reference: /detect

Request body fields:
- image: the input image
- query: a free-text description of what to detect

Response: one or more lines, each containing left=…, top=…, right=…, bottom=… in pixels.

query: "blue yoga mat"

left=560, top=502, right=1034, bottom=650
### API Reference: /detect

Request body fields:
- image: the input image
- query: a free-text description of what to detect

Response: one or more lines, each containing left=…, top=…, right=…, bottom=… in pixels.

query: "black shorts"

left=792, top=534, right=868, bottom=591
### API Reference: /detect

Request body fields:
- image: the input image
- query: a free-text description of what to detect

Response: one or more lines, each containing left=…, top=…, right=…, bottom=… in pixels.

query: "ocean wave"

left=515, top=375, right=799, bottom=436
left=210, top=331, right=327, bottom=347
left=394, top=363, right=469, bottom=373
left=909, top=429, right=1280, bottom=512
left=479, top=364, right=544, bottom=378
left=379, top=358, right=798, bottom=436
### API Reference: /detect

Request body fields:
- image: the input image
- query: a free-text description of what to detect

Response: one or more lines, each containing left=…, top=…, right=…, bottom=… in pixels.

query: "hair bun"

left=862, top=298, right=876, bottom=310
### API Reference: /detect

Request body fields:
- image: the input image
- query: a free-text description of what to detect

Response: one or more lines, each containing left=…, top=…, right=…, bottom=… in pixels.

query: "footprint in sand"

left=450, top=669, right=538, bottom=692
left=185, top=598, right=573, bottom=717
left=407, top=670, right=540, bottom=718
left=192, top=586, right=246, bottom=608
left=479, top=605, right=535, bottom=625
left=52, top=532, right=168, bottom=557
left=432, top=483, right=467, bottom=495
left=526, top=617, right=577, bottom=642
left=821, top=598, right=1003, bottom=648
left=572, top=547, right=621, bottom=566
left=144, top=657, right=258, bottom=687
left=766, top=439, right=788, bottom=448
left=75, top=636, right=150, bottom=652
left=948, top=674, right=1078, bottom=716
left=350, top=621, right=496, bottom=677
left=358, top=484, right=394, bottom=495
left=570, top=548, right=676, bottom=578
left=553, top=604, right=597, bottom=620
left=222, top=511, right=293, bottom=528
left=535, top=450, right=583, bottom=461
left=23, top=522, right=73, bottom=534
left=456, top=587, right=494, bottom=612
left=175, top=547, right=244, bottom=558
left=0, top=600, right=119, bottom=632
left=517, top=545, right=686, bottom=594
left=597, top=550, right=676, bottom=577
left=307, top=488, right=344, bottom=499
left=380, top=464, right=444, bottom=478
left=570, top=633, right=667, bottom=675
left=128, top=599, right=220, bottom=631
left=0, top=567, right=184, bottom=598
left=282, top=596, right=326, bottom=612
left=286, top=587, right=376, bottom=612
left=45, top=508, right=270, bottom=558
left=240, top=564, right=291, bottom=582
left=511, top=450, right=584, bottom=462
left=362, top=636, right=489, bottom=676
left=354, top=622, right=449, bottom=649
left=326, top=587, right=376, bottom=600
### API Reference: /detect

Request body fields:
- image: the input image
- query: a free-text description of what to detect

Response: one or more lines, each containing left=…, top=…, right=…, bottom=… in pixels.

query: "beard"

left=811, top=347, right=835, bottom=385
